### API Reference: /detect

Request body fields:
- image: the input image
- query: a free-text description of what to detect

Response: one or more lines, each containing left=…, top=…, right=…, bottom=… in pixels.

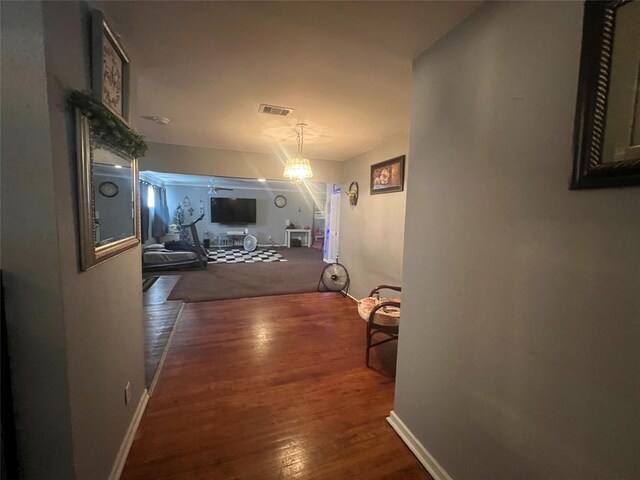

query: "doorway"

left=323, top=184, right=341, bottom=263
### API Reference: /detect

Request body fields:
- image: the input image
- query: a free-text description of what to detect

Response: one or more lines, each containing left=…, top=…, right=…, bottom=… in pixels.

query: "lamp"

left=283, top=123, right=313, bottom=184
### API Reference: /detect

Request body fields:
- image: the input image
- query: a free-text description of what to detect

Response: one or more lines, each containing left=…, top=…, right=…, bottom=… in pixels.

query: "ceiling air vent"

left=259, top=104, right=294, bottom=116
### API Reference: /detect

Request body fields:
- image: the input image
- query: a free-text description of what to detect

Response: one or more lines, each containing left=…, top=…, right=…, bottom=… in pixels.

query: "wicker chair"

left=357, top=285, right=401, bottom=367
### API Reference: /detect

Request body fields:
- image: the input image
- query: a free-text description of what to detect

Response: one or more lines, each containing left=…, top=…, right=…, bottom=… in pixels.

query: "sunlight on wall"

left=147, top=185, right=155, bottom=208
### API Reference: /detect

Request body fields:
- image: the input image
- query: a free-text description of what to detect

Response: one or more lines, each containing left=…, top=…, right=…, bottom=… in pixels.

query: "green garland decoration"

left=68, top=90, right=148, bottom=158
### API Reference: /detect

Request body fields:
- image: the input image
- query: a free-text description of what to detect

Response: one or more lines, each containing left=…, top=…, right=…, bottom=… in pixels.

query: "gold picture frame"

left=75, top=109, right=140, bottom=270
left=91, top=9, right=130, bottom=122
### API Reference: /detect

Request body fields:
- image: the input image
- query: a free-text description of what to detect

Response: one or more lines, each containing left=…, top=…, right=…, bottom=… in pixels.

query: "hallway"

left=122, top=292, right=429, bottom=479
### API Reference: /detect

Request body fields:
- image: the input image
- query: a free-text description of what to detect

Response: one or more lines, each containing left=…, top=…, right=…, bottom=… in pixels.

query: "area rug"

left=168, top=247, right=326, bottom=302
left=207, top=248, right=287, bottom=264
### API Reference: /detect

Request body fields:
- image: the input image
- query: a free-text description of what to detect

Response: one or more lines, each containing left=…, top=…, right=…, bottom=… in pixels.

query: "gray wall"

left=94, top=171, right=135, bottom=242
left=42, top=2, right=146, bottom=479
left=2, top=1, right=146, bottom=479
left=141, top=141, right=344, bottom=184
left=165, top=184, right=321, bottom=245
left=1, top=2, right=76, bottom=477
left=339, top=137, right=408, bottom=299
left=395, top=3, right=640, bottom=480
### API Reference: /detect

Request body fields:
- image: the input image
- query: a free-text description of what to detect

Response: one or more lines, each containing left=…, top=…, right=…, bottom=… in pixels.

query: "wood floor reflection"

left=143, top=275, right=182, bottom=388
left=122, top=292, right=431, bottom=479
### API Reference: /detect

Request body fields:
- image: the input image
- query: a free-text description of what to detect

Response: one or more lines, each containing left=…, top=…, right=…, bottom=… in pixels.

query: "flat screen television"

left=210, top=197, right=256, bottom=224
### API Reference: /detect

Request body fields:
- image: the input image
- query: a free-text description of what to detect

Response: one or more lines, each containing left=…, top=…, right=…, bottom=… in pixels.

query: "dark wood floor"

left=144, top=275, right=180, bottom=306
left=123, top=292, right=430, bottom=479
left=143, top=276, right=182, bottom=388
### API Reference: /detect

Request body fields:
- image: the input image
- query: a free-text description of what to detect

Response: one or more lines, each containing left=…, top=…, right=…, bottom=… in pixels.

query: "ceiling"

left=97, top=1, right=481, bottom=161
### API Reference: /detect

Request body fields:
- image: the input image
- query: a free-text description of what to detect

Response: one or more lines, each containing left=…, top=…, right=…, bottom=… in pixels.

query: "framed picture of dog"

left=370, top=155, right=405, bottom=195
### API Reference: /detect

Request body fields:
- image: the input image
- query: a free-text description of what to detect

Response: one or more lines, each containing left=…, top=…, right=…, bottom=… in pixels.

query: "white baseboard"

left=108, top=389, right=149, bottom=480
left=387, top=411, right=453, bottom=480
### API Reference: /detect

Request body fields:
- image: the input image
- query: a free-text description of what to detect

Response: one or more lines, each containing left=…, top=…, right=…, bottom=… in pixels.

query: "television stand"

left=284, top=229, right=311, bottom=248
left=213, top=231, right=251, bottom=248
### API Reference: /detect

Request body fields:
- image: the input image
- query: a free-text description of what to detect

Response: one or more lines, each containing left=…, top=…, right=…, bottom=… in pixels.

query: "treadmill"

left=142, top=214, right=209, bottom=272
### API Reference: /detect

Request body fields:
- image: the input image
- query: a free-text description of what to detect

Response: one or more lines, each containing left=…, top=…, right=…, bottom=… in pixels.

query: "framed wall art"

left=370, top=155, right=405, bottom=195
left=571, top=0, right=640, bottom=189
left=91, top=9, right=130, bottom=122
left=347, top=181, right=359, bottom=206
left=74, top=108, right=140, bottom=270
left=69, top=90, right=147, bottom=270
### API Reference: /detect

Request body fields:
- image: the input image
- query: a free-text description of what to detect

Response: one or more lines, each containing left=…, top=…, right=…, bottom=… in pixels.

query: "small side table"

left=284, top=229, right=311, bottom=248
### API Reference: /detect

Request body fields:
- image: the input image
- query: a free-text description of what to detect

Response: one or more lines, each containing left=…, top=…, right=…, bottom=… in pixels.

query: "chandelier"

left=283, top=123, right=313, bottom=184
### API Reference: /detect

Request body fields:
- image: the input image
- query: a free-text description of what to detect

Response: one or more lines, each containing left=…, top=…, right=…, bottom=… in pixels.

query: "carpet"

left=167, top=247, right=326, bottom=302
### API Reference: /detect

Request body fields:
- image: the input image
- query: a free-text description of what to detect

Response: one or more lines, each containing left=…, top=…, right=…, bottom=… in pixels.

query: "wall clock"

left=99, top=181, right=119, bottom=198
left=274, top=195, right=287, bottom=208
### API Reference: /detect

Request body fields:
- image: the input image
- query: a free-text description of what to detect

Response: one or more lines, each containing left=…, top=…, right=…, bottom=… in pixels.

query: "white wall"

left=164, top=184, right=322, bottom=245
left=395, top=3, right=640, bottom=480
left=339, top=136, right=408, bottom=299
left=140, top=141, right=344, bottom=184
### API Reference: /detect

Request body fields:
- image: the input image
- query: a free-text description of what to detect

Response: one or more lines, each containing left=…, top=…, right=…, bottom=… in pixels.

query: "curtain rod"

left=139, top=180, right=165, bottom=190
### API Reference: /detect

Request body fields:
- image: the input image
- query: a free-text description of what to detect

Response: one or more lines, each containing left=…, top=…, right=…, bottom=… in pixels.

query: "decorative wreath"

left=68, top=90, right=148, bottom=158
left=347, top=181, right=359, bottom=206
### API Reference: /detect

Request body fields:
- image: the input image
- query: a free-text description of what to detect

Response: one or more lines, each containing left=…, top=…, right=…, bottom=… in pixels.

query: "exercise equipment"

left=142, top=214, right=208, bottom=272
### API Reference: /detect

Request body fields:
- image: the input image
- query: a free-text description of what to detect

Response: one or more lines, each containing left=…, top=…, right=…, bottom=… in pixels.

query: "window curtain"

left=152, top=187, right=169, bottom=240
left=140, top=181, right=149, bottom=243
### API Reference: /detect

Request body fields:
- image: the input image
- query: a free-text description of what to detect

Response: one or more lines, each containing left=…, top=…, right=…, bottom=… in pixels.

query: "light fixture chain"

left=297, top=123, right=305, bottom=157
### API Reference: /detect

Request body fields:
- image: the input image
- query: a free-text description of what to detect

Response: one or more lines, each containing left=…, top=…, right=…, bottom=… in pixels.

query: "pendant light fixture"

left=283, top=123, right=313, bottom=184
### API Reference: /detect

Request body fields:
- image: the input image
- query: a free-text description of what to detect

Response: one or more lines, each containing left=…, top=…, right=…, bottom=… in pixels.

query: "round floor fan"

left=317, top=259, right=350, bottom=296
left=243, top=234, right=258, bottom=252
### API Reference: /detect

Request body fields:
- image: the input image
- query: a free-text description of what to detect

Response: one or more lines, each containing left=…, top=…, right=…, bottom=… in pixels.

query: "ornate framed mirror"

left=75, top=108, right=140, bottom=270
left=571, top=0, right=640, bottom=189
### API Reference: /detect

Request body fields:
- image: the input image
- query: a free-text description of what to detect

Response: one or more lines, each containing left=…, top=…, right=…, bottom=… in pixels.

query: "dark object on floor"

left=167, top=247, right=326, bottom=302
left=1, top=271, right=19, bottom=479
left=359, top=285, right=401, bottom=367
left=317, top=261, right=350, bottom=296
left=142, top=276, right=159, bottom=292
left=207, top=248, right=286, bottom=264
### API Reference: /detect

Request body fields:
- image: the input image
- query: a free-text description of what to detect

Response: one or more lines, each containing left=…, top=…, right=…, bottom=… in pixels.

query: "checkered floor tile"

left=207, top=248, right=288, bottom=264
